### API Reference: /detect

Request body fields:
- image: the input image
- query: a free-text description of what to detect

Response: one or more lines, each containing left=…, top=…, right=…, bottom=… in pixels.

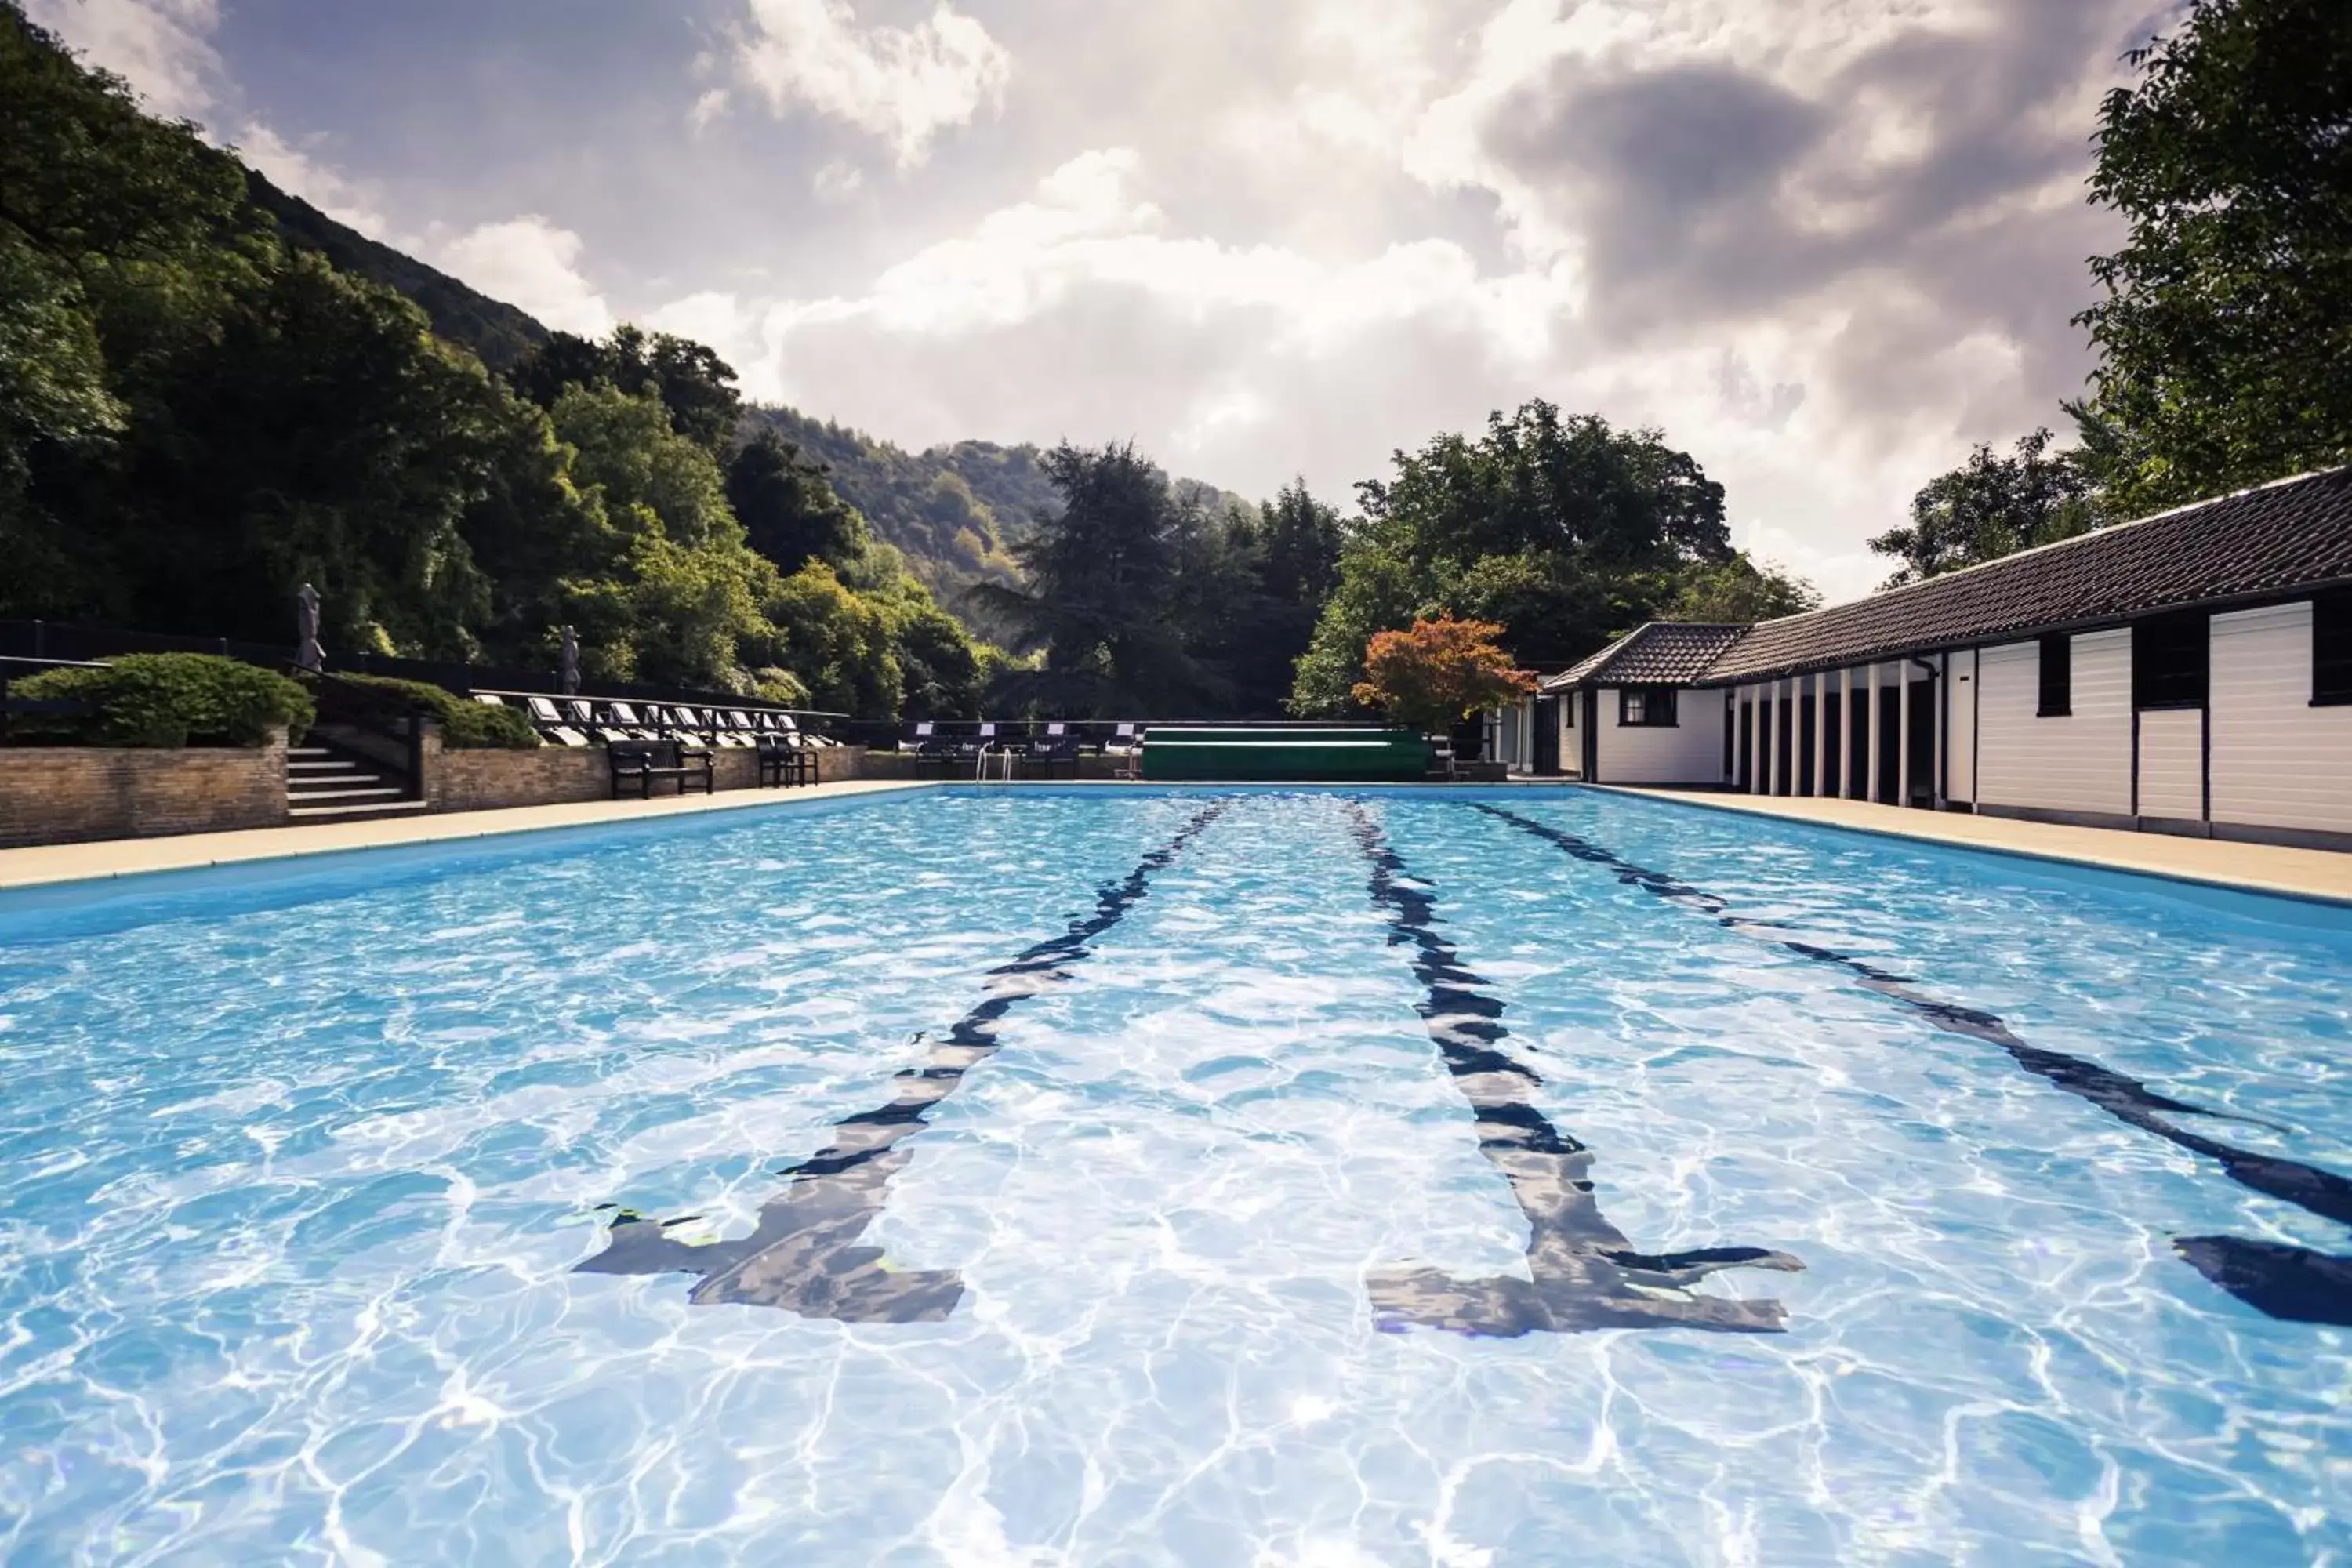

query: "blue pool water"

left=0, top=787, right=2347, bottom=1564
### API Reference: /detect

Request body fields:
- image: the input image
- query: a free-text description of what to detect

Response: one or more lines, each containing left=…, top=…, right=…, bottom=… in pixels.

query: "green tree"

left=510, top=325, right=742, bottom=453
left=2071, top=0, right=2352, bottom=513
left=971, top=441, right=1225, bottom=715
left=727, top=425, right=863, bottom=571
left=765, top=562, right=902, bottom=717
left=1657, top=557, right=1824, bottom=622
left=1290, top=402, right=1733, bottom=713
left=550, top=383, right=775, bottom=688
left=1868, top=429, right=2103, bottom=588
left=0, top=2, right=263, bottom=616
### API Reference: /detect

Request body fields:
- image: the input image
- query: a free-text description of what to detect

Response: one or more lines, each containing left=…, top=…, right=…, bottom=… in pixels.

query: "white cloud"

left=688, top=87, right=732, bottom=132
left=25, top=0, right=221, bottom=120
left=731, top=0, right=1011, bottom=167
left=437, top=217, right=615, bottom=338
left=811, top=158, right=866, bottom=202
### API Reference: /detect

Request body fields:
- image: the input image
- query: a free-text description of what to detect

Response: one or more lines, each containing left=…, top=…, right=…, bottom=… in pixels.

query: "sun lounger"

left=523, top=695, right=593, bottom=747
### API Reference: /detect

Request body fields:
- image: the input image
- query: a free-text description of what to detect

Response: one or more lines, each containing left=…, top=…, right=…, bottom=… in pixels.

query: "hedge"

left=321, top=673, right=539, bottom=750
left=10, top=653, right=314, bottom=747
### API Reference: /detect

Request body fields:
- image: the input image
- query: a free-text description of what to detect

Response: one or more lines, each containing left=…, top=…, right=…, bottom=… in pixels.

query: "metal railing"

left=0, top=619, right=837, bottom=722
left=0, top=655, right=105, bottom=746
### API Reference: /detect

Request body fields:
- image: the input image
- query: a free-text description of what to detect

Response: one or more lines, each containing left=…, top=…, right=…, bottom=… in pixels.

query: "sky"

left=31, top=0, right=2183, bottom=604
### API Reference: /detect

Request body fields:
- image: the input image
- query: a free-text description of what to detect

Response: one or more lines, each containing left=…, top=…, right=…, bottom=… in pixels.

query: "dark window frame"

left=1617, top=686, right=1679, bottom=728
left=2037, top=633, right=2071, bottom=717
left=2132, top=610, right=2210, bottom=711
left=2316, top=589, right=2352, bottom=707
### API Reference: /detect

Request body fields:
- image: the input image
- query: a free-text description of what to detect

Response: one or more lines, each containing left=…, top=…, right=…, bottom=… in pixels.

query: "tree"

left=727, top=426, right=863, bottom=571
left=1290, top=402, right=1736, bottom=713
left=1658, top=557, right=1823, bottom=622
left=1868, top=429, right=2103, bottom=587
left=509, top=325, right=742, bottom=453
left=969, top=441, right=1225, bottom=715
left=2071, top=0, right=2352, bottom=513
left=1351, top=615, right=1535, bottom=734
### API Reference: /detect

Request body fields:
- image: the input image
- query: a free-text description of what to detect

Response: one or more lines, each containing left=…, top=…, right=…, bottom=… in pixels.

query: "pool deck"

left=0, top=776, right=2345, bottom=904
left=0, top=778, right=933, bottom=892
left=1599, top=786, right=2352, bottom=906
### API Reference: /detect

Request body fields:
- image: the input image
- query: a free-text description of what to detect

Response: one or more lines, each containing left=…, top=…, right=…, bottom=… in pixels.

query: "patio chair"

left=1024, top=722, right=1080, bottom=778
left=523, top=695, right=593, bottom=746
left=605, top=702, right=664, bottom=742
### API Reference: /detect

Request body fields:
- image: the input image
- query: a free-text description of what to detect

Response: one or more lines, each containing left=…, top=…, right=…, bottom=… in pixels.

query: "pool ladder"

left=974, top=742, right=1016, bottom=782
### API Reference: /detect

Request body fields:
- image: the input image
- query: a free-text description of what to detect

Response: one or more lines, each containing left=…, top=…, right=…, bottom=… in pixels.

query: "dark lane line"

left=576, top=800, right=1233, bottom=1323
left=1473, top=802, right=2352, bottom=1327
left=1343, top=802, right=1802, bottom=1338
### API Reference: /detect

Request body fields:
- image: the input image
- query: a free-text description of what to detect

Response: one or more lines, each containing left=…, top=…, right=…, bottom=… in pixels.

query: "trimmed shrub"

left=10, top=654, right=314, bottom=747
left=321, top=673, right=539, bottom=750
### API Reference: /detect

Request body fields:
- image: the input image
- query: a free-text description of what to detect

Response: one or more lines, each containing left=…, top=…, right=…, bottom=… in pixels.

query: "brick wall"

left=426, top=742, right=866, bottom=812
left=0, top=731, right=289, bottom=848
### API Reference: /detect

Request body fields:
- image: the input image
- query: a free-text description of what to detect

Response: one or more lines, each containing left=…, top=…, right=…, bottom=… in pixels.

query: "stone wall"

left=0, top=731, right=289, bottom=848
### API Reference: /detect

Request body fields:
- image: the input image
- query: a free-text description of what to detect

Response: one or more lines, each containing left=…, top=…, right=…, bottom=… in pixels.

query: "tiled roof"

left=1548, top=622, right=1749, bottom=690
left=1544, top=466, right=2352, bottom=691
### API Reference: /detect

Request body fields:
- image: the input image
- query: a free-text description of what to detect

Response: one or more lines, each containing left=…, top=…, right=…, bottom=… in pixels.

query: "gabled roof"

left=1542, top=466, right=2352, bottom=692
left=1549, top=622, right=1748, bottom=689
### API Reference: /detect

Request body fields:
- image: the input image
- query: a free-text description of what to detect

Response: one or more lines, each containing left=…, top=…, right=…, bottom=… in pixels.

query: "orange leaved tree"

left=1350, top=615, right=1534, bottom=733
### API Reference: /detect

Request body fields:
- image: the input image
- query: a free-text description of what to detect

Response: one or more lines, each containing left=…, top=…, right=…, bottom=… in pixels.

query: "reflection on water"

left=1475, top=801, right=2352, bottom=1326
left=576, top=801, right=1232, bottom=1320
left=1345, top=803, right=1803, bottom=1335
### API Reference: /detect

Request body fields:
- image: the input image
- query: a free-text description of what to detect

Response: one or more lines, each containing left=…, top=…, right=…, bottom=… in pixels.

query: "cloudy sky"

left=32, top=0, right=2180, bottom=603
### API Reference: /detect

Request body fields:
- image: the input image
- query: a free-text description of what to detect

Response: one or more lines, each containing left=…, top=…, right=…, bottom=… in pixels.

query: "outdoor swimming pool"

left=0, top=786, right=2346, bottom=1564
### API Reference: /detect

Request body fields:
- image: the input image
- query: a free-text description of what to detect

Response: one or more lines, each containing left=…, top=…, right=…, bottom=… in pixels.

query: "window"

left=2318, top=590, right=2352, bottom=706
left=2037, top=633, right=2071, bottom=717
left=1619, top=687, right=1679, bottom=727
left=2132, top=610, right=2209, bottom=710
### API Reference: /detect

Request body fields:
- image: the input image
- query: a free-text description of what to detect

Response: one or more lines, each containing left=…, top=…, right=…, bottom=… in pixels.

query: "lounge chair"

left=606, top=702, right=664, bottom=742
left=565, top=699, right=630, bottom=746
left=1025, top=721, right=1080, bottom=778
left=524, top=695, right=593, bottom=747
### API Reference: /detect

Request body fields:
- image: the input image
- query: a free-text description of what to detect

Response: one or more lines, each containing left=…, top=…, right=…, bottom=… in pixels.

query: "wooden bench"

left=607, top=738, right=714, bottom=798
left=755, top=736, right=816, bottom=788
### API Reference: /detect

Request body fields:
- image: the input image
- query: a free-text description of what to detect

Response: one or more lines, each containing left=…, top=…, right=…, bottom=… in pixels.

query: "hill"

left=232, top=172, right=1255, bottom=622
left=740, top=406, right=1257, bottom=622
left=244, top=169, right=550, bottom=372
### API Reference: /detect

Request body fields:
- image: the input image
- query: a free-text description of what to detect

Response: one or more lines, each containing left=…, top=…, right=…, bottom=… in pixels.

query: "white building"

left=1520, top=467, right=2352, bottom=851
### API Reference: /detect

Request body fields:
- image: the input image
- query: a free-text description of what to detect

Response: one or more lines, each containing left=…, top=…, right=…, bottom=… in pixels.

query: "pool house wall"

left=1686, top=598, right=2352, bottom=852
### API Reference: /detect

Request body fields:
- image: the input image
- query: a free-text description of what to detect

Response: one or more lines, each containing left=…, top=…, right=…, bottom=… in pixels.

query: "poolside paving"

left=0, top=775, right=2344, bottom=906
left=0, top=777, right=931, bottom=891
left=1598, top=786, right=2352, bottom=906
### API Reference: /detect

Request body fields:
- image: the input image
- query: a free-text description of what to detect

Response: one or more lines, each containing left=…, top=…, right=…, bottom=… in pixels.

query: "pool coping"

left=1592, top=786, right=2352, bottom=907
left=2, top=775, right=2345, bottom=906
left=0, top=778, right=938, bottom=892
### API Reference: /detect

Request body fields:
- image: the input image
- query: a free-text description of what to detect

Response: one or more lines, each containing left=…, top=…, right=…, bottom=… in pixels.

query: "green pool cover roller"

left=1139, top=727, right=1435, bottom=781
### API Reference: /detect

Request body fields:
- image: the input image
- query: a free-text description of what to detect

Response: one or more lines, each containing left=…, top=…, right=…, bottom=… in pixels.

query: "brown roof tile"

left=1548, top=622, right=1751, bottom=689
left=1549, top=467, right=2352, bottom=691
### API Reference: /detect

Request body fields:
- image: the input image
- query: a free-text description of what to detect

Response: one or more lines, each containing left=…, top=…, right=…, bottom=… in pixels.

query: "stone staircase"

left=285, top=742, right=430, bottom=822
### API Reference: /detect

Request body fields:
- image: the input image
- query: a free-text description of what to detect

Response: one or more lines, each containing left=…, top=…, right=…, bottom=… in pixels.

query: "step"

left=289, top=758, right=362, bottom=771
left=287, top=798, right=433, bottom=819
left=285, top=785, right=403, bottom=801
left=289, top=772, right=390, bottom=789
left=289, top=747, right=334, bottom=757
